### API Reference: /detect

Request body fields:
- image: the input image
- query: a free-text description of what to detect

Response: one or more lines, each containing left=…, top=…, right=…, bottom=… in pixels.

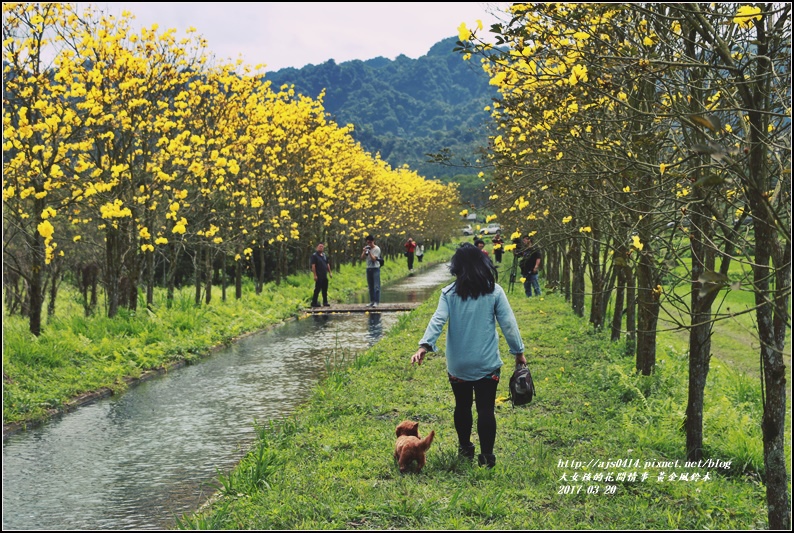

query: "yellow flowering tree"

left=58, top=6, right=210, bottom=316
left=3, top=3, right=90, bottom=334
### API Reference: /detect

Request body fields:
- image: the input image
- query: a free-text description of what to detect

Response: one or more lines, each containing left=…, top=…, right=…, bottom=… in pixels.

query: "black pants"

left=450, top=376, right=498, bottom=455
left=417, top=254, right=423, bottom=263
left=406, top=252, right=415, bottom=270
left=312, top=277, right=328, bottom=305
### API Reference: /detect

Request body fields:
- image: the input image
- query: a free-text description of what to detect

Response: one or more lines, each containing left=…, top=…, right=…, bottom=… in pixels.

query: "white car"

left=461, top=224, right=474, bottom=236
left=479, top=224, right=502, bottom=235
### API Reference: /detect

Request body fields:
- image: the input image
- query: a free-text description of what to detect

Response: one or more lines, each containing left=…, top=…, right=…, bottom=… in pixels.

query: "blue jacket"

left=419, top=282, right=524, bottom=381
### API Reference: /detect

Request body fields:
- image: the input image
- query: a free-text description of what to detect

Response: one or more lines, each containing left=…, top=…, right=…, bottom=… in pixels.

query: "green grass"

left=2, top=243, right=457, bottom=426
left=181, top=290, right=783, bottom=529
left=4, top=239, right=789, bottom=528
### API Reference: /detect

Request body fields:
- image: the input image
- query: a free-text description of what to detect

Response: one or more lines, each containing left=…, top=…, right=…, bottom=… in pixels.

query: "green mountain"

left=264, top=36, right=498, bottom=192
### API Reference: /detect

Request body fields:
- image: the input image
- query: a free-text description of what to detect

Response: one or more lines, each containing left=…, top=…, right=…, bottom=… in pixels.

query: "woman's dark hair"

left=449, top=242, right=496, bottom=300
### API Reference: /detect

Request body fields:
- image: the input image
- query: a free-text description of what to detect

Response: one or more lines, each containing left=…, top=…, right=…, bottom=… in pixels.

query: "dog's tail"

left=420, top=430, right=435, bottom=451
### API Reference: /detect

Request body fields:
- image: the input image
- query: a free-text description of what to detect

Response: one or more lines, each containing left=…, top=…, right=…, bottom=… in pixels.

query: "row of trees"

left=2, top=3, right=460, bottom=336
left=460, top=3, right=790, bottom=528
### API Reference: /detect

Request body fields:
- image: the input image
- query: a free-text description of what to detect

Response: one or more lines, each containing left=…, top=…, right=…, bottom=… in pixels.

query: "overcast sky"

left=93, top=2, right=510, bottom=72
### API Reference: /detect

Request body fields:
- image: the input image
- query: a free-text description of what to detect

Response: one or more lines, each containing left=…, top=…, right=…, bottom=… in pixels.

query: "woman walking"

left=411, top=243, right=526, bottom=468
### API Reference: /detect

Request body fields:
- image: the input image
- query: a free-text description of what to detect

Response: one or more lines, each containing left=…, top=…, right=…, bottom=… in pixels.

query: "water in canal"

left=2, top=263, right=453, bottom=530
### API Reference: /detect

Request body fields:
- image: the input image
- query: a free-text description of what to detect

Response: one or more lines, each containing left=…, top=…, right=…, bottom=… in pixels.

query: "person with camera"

left=519, top=235, right=542, bottom=297
left=411, top=243, right=526, bottom=469
left=404, top=237, right=417, bottom=272
left=361, top=235, right=382, bottom=307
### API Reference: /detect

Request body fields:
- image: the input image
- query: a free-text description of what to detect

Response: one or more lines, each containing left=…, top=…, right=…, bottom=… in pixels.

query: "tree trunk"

left=235, top=253, right=243, bottom=300
left=166, top=243, right=179, bottom=308
left=635, top=249, right=659, bottom=375
left=221, top=253, right=227, bottom=302
left=548, top=241, right=560, bottom=291
left=561, top=241, right=571, bottom=302
left=751, top=183, right=791, bottom=530
left=625, top=267, right=636, bottom=357
left=146, top=250, right=154, bottom=308
left=105, top=227, right=122, bottom=318
left=194, top=247, right=202, bottom=306
left=611, top=253, right=628, bottom=342
left=570, top=236, right=584, bottom=317
left=46, top=260, right=62, bottom=318
left=256, top=247, right=265, bottom=294
left=684, top=189, right=727, bottom=461
left=204, top=246, right=213, bottom=305
left=588, top=236, right=605, bottom=330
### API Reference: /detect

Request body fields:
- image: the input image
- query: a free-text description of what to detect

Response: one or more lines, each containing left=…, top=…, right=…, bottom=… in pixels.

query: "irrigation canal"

left=2, top=262, right=453, bottom=530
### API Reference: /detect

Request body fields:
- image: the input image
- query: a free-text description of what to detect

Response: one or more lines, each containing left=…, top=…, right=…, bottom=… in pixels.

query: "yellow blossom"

left=457, top=22, right=472, bottom=41
left=653, top=285, right=663, bottom=296
left=37, top=220, right=54, bottom=239
left=733, top=5, right=762, bottom=28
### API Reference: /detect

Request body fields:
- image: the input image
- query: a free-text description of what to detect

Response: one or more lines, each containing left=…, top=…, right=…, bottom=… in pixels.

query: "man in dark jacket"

left=519, top=235, right=542, bottom=297
left=310, top=242, right=332, bottom=307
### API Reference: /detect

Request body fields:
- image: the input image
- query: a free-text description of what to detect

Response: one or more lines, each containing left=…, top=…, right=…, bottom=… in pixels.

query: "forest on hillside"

left=265, top=36, right=499, bottom=204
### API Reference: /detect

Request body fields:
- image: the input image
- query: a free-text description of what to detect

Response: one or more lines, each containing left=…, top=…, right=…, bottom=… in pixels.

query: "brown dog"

left=394, top=420, right=435, bottom=473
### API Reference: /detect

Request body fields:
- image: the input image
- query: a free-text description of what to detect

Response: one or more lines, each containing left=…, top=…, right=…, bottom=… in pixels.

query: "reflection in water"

left=367, top=313, right=383, bottom=344
left=353, top=262, right=451, bottom=305
left=2, top=263, right=453, bottom=531
left=311, top=313, right=331, bottom=327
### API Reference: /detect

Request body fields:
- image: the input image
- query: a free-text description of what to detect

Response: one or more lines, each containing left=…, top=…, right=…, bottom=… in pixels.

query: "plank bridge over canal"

left=303, top=303, right=421, bottom=314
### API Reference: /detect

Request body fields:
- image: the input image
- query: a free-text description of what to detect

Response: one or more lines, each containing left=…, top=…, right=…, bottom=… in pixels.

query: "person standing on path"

left=410, top=242, right=526, bottom=469
left=491, top=231, right=504, bottom=264
left=520, top=235, right=542, bottom=297
left=361, top=235, right=381, bottom=307
left=310, top=242, right=332, bottom=307
left=415, top=241, right=425, bottom=264
left=404, top=237, right=417, bottom=272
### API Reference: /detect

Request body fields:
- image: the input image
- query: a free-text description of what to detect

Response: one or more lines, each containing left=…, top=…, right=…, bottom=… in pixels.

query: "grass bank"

left=180, top=289, right=781, bottom=529
left=2, top=243, right=456, bottom=429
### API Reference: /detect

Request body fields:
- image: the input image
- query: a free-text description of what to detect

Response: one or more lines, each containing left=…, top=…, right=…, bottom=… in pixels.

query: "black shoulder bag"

left=508, top=363, right=536, bottom=406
